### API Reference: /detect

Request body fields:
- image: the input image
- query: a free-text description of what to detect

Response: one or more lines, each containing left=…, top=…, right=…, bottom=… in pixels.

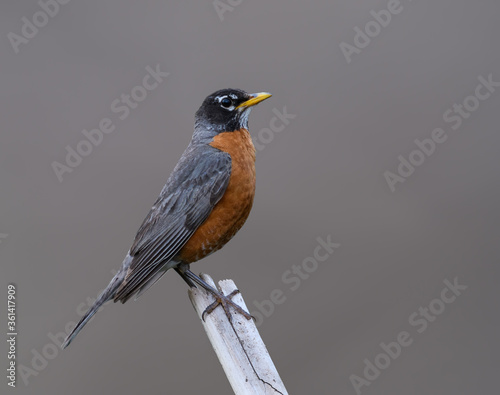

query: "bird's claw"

left=202, top=289, right=253, bottom=322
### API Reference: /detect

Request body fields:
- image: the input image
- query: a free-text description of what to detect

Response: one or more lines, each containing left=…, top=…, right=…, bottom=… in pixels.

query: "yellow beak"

left=236, top=92, right=272, bottom=109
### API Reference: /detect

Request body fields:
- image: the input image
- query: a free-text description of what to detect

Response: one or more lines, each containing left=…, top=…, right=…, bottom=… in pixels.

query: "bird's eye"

left=220, top=97, right=232, bottom=108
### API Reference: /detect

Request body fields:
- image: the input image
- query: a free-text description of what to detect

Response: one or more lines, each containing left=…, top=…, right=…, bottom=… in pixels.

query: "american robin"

left=62, top=89, right=271, bottom=348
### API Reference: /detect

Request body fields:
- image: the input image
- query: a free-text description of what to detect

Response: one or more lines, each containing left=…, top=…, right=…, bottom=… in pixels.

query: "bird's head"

left=194, top=89, right=272, bottom=137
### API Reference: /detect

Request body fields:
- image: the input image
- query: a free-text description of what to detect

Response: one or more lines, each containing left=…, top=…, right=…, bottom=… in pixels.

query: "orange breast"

left=178, top=129, right=256, bottom=263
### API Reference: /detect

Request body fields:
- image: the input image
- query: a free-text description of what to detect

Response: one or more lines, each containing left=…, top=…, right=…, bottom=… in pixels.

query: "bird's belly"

left=178, top=129, right=256, bottom=263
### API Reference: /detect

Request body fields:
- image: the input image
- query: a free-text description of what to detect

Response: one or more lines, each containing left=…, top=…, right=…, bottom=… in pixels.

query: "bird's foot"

left=202, top=289, right=253, bottom=322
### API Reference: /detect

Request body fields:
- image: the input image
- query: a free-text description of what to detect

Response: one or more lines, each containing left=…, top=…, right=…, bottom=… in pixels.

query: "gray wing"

left=113, top=144, right=231, bottom=303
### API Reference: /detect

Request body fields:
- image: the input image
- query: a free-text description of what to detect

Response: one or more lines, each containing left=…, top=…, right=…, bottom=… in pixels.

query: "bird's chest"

left=179, top=130, right=256, bottom=263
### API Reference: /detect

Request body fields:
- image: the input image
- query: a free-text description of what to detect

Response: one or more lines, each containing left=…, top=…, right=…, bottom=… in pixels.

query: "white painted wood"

left=188, top=274, right=288, bottom=395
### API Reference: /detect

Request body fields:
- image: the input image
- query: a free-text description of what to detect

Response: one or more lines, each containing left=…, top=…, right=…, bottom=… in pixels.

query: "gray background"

left=1, top=0, right=499, bottom=394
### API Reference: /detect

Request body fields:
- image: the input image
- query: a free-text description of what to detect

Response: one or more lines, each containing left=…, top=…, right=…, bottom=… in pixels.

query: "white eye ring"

left=220, top=96, right=233, bottom=109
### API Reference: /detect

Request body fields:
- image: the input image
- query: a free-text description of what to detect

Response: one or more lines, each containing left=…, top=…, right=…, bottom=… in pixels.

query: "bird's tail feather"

left=61, top=265, right=128, bottom=349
